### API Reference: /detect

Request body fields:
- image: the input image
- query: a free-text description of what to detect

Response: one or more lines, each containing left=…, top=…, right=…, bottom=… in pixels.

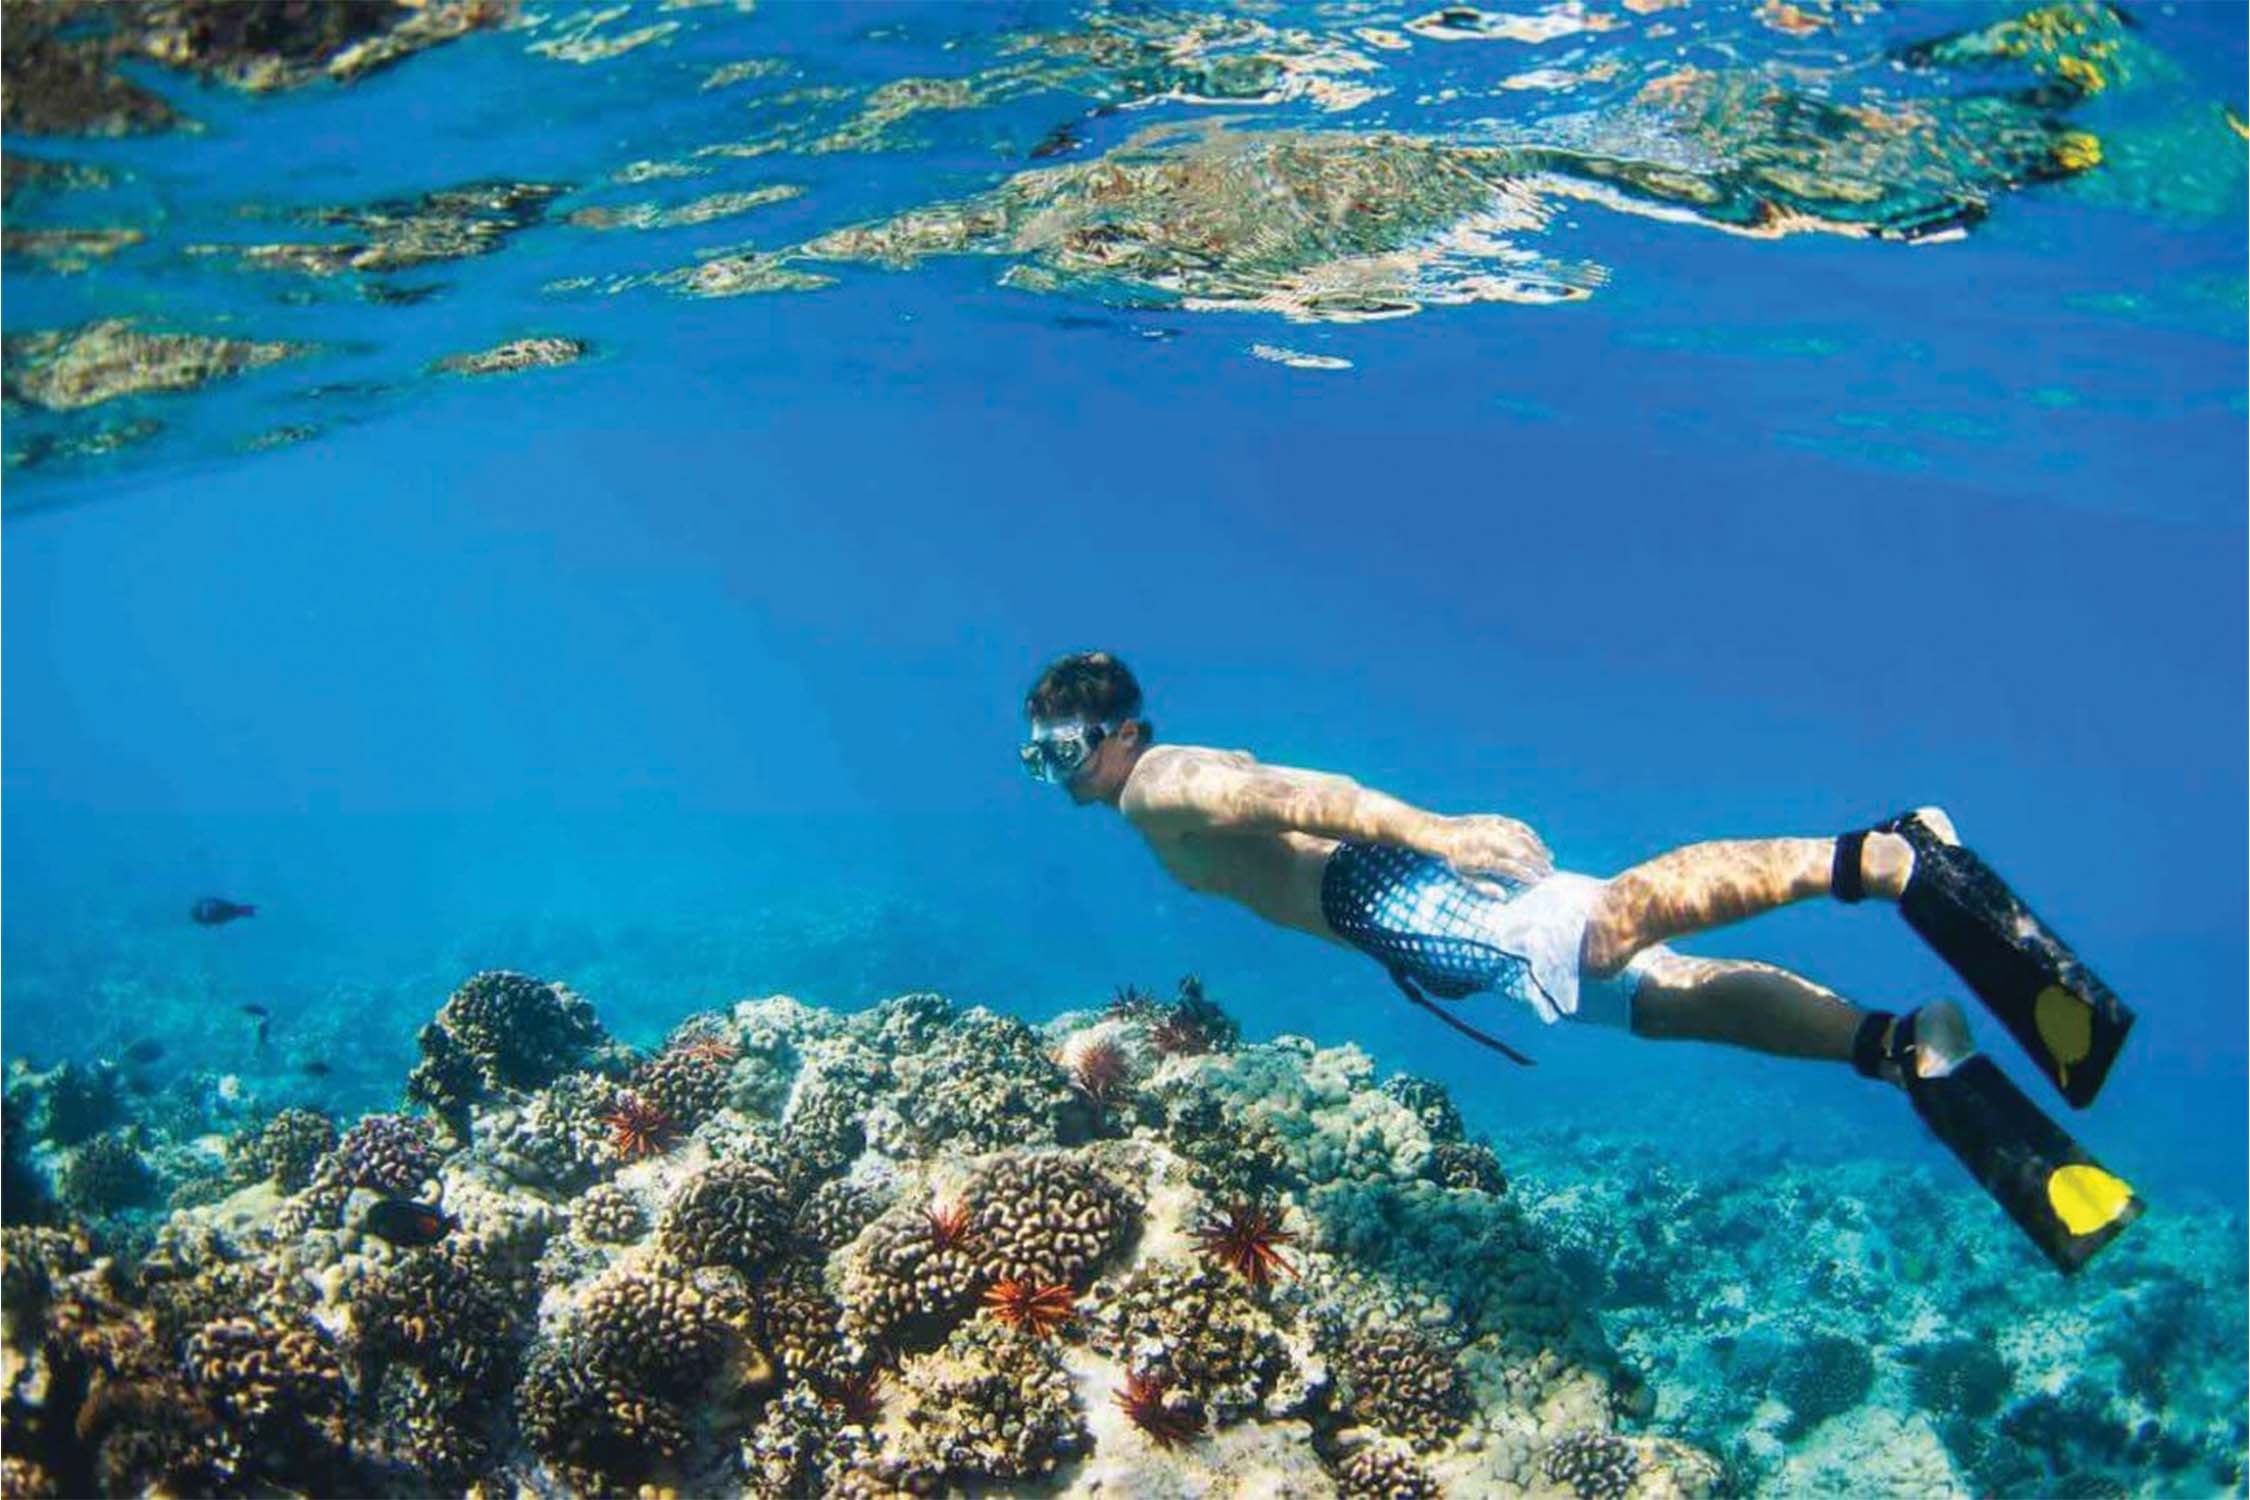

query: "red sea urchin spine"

left=1113, top=1370, right=1206, bottom=1448
left=1193, top=1199, right=1298, bottom=1288
left=1066, top=1038, right=1132, bottom=1105
left=923, top=1197, right=973, bottom=1251
left=980, top=1279, right=1076, bottom=1339
left=600, top=1092, right=675, bottom=1162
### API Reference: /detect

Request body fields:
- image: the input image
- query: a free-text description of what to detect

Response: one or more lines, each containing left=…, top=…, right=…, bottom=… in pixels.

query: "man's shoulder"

left=1121, top=744, right=1257, bottom=822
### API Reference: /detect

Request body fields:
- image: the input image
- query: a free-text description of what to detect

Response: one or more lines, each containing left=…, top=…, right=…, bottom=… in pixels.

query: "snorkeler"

left=1019, top=651, right=2141, bottom=1273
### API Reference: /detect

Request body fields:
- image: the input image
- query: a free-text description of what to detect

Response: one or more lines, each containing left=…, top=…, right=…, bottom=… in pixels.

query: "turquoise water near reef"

left=2, top=0, right=2245, bottom=1483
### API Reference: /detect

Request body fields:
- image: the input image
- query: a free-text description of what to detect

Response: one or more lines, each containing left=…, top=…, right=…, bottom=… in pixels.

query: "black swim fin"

left=1863, top=811, right=2136, bottom=1109
left=1889, top=1003, right=2142, bottom=1275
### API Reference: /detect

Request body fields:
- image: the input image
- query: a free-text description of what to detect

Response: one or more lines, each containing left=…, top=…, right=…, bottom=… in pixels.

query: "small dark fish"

left=362, top=1197, right=454, bottom=1248
left=299, top=1060, right=332, bottom=1077
left=125, top=1075, right=157, bottom=1096
left=191, top=897, right=256, bottom=927
left=120, top=1039, right=165, bottom=1066
left=1030, top=122, right=1082, bottom=160
left=241, top=1004, right=269, bottom=1018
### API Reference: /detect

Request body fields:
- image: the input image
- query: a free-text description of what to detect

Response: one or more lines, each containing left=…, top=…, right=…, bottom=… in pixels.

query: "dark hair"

left=1024, top=651, right=1151, bottom=736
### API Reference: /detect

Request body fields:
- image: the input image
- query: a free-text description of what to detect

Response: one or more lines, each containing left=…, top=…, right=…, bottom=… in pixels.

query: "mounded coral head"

left=839, top=1193, right=985, bottom=1351
left=517, top=1335, right=692, bottom=1488
left=874, top=1012, right=1082, bottom=1154
left=1908, top=1335, right=2012, bottom=1420
left=347, top=1238, right=532, bottom=1391
left=963, top=1150, right=1138, bottom=1288
left=182, top=1305, right=349, bottom=1450
left=793, top=1177, right=889, bottom=1255
left=34, top=1061, right=121, bottom=1146
left=1771, top=1332, right=1875, bottom=1436
left=1542, top=1430, right=1641, bottom=1500
left=1335, top=1324, right=1470, bottom=1452
left=574, top=1182, right=647, bottom=1244
left=1380, top=1076, right=1464, bottom=1143
left=408, top=970, right=610, bottom=1120
left=1091, top=1258, right=1294, bottom=1423
left=1338, top=1438, right=1441, bottom=1499
left=58, top=1131, right=156, bottom=1215
left=332, top=1111, right=443, bottom=1197
left=578, top=1267, right=728, bottom=1397
left=227, top=1107, right=336, bottom=1192
left=894, top=1317, right=1087, bottom=1481
left=658, top=1157, right=790, bottom=1271
left=633, top=1028, right=738, bottom=1134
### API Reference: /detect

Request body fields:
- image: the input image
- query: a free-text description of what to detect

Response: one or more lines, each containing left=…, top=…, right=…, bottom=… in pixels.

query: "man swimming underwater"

left=1019, top=651, right=2143, bottom=1273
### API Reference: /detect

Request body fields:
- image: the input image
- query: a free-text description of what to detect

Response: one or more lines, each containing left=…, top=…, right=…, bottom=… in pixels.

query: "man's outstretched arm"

left=1128, top=749, right=1553, bottom=885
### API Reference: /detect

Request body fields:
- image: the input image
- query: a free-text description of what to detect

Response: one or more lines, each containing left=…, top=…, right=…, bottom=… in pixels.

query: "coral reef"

left=56, top=1133, right=156, bottom=1216
left=656, top=1157, right=791, bottom=1272
left=406, top=969, right=612, bottom=1127
left=225, top=1108, right=336, bottom=1193
left=19, top=967, right=2239, bottom=1498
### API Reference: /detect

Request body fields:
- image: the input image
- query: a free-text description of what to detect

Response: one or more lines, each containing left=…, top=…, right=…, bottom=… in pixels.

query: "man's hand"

left=1438, top=814, right=1554, bottom=893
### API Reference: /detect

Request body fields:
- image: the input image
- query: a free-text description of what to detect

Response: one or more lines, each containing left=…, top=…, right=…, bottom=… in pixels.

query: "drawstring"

left=1387, top=969, right=1536, bottom=1067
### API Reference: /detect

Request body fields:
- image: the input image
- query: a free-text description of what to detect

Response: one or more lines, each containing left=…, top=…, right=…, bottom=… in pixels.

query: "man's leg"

left=1580, top=807, right=1956, bottom=977
left=1624, top=949, right=1870, bottom=1061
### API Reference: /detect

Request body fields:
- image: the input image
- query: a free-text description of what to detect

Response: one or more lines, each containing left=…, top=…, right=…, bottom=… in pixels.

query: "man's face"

left=1066, top=722, right=1142, bottom=805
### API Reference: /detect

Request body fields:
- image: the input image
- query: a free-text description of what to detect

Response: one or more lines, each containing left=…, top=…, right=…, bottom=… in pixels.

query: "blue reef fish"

left=299, top=1060, right=332, bottom=1077
left=190, top=897, right=256, bottom=926
left=119, top=1039, right=164, bottom=1066
left=362, top=1197, right=454, bottom=1248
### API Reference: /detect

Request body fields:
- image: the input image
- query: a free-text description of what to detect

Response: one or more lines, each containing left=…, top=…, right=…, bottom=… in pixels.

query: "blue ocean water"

left=3, top=0, right=2243, bottom=1344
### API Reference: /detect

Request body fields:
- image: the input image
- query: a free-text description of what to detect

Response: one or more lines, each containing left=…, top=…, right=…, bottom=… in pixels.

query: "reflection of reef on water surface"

left=0, top=0, right=507, bottom=135
left=1, top=0, right=2241, bottom=487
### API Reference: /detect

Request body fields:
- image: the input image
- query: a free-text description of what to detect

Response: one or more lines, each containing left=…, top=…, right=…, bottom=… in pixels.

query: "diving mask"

left=1020, top=717, right=1111, bottom=784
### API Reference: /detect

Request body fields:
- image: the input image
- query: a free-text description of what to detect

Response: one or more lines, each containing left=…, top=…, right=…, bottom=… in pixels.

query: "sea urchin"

left=601, top=1092, right=675, bottom=1161
left=1113, top=1369, right=1207, bottom=1448
left=981, top=1279, right=1075, bottom=1339
left=924, top=1197, right=973, bottom=1252
left=1066, top=1038, right=1133, bottom=1105
left=1193, top=1198, right=1297, bottom=1288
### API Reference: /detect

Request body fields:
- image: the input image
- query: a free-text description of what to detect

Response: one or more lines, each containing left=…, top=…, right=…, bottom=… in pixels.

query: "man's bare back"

left=1117, top=746, right=1347, bottom=944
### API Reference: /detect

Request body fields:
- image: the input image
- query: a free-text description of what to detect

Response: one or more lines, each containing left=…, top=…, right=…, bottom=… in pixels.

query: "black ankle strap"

left=1852, top=1010, right=1899, bottom=1080
left=1832, top=830, right=1869, bottom=904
